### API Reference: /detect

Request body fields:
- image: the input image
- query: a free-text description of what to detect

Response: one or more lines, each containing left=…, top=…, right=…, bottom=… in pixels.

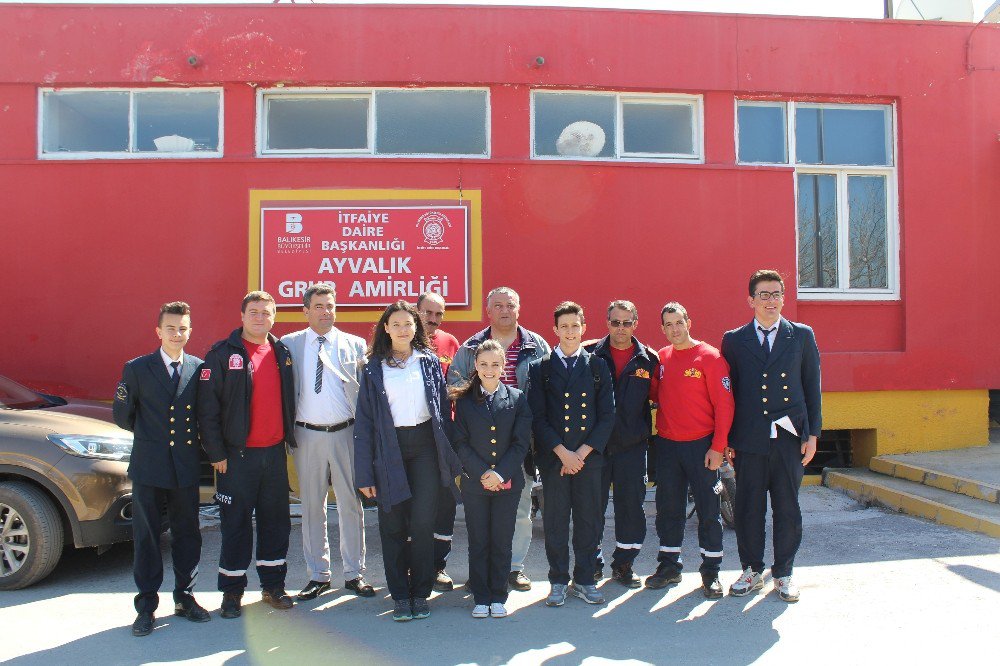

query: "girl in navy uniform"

left=450, top=340, right=532, bottom=618
left=354, top=300, right=462, bottom=622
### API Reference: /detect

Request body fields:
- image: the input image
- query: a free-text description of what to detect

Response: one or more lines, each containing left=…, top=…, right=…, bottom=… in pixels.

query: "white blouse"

left=382, top=350, right=433, bottom=427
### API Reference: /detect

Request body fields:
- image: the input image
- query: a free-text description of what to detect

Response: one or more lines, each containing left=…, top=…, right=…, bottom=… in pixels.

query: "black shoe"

left=594, top=565, right=604, bottom=582
left=507, top=570, right=531, bottom=592
left=645, top=564, right=682, bottom=590
left=392, top=599, right=412, bottom=622
left=345, top=576, right=375, bottom=597
left=702, top=577, right=723, bottom=599
left=411, top=597, right=430, bottom=620
left=174, top=598, right=211, bottom=622
left=611, top=565, right=642, bottom=589
left=296, top=580, right=332, bottom=601
left=131, top=611, right=154, bottom=637
left=262, top=588, right=294, bottom=610
left=433, top=570, right=454, bottom=592
left=220, top=592, right=243, bottom=619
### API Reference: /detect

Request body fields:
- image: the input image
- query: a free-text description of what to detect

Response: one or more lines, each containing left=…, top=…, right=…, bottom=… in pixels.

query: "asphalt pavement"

left=1, top=486, right=997, bottom=665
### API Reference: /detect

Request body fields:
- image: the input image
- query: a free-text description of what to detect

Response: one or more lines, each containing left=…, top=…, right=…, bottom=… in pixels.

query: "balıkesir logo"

left=277, top=213, right=311, bottom=254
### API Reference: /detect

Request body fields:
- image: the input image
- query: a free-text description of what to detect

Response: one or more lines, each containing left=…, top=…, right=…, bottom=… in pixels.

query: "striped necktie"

left=314, top=336, right=326, bottom=393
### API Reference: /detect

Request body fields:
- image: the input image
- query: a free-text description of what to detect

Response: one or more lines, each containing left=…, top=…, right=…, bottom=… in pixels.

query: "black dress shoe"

left=702, top=577, right=724, bottom=600
left=345, top=576, right=375, bottom=597
left=611, top=565, right=642, bottom=589
left=296, top=580, right=332, bottom=600
left=262, top=588, right=294, bottom=610
left=132, top=611, right=154, bottom=637
left=645, top=564, right=682, bottom=590
left=433, top=570, right=454, bottom=592
left=174, top=599, right=211, bottom=622
left=507, top=570, right=531, bottom=592
left=220, top=592, right=243, bottom=619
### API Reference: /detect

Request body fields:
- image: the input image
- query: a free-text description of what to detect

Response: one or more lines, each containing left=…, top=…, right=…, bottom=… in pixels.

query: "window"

left=40, top=89, right=222, bottom=158
left=736, top=101, right=897, bottom=299
left=259, top=88, right=489, bottom=157
left=532, top=91, right=702, bottom=161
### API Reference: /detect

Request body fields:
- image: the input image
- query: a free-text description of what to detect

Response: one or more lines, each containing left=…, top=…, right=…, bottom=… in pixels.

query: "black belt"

left=295, top=418, right=355, bottom=433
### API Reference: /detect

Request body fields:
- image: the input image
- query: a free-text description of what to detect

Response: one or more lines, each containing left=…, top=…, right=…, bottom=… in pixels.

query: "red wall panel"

left=1, top=6, right=998, bottom=399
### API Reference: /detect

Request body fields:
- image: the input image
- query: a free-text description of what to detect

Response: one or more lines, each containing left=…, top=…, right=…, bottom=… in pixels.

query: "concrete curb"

left=869, top=456, right=1000, bottom=504
left=823, top=468, right=1000, bottom=539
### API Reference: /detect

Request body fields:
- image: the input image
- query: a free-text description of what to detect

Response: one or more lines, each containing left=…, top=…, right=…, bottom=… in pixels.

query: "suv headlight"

left=48, top=434, right=134, bottom=462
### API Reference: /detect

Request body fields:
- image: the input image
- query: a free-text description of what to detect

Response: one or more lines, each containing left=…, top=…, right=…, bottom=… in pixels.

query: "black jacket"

left=721, top=318, right=822, bottom=454
left=527, top=349, right=615, bottom=470
left=452, top=383, right=532, bottom=495
left=585, top=336, right=657, bottom=455
left=113, top=350, right=203, bottom=488
left=197, top=328, right=297, bottom=463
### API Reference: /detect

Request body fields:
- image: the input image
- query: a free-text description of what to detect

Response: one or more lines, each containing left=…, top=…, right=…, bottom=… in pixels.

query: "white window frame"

left=256, top=87, right=491, bottom=159
left=38, top=87, right=224, bottom=160
left=735, top=99, right=899, bottom=300
left=530, top=89, right=704, bottom=163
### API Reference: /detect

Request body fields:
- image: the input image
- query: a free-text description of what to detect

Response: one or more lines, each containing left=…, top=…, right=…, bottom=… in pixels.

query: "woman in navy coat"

left=354, top=300, right=462, bottom=622
left=450, top=339, right=532, bottom=618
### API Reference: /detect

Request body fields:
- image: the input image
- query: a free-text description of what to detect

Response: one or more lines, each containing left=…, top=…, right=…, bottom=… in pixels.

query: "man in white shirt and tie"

left=281, top=284, right=374, bottom=600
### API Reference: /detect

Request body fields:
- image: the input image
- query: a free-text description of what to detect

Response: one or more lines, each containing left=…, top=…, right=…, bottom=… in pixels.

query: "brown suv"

left=0, top=375, right=133, bottom=589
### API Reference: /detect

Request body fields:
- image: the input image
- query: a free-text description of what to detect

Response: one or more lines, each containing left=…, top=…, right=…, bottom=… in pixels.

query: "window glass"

left=621, top=102, right=694, bottom=155
left=796, top=106, right=890, bottom=166
left=42, top=91, right=129, bottom=153
left=266, top=96, right=369, bottom=151
left=533, top=93, right=615, bottom=158
left=375, top=90, right=487, bottom=155
left=737, top=103, right=786, bottom=163
left=848, top=175, right=889, bottom=288
left=135, top=91, right=220, bottom=152
left=797, top=173, right=839, bottom=288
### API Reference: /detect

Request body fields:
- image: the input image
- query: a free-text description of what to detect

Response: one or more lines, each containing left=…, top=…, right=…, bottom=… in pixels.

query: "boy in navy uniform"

left=527, top=301, right=615, bottom=607
left=721, top=269, right=821, bottom=602
left=114, top=301, right=210, bottom=637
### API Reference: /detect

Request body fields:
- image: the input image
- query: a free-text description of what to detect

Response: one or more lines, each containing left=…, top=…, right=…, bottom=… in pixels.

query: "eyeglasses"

left=755, top=291, right=784, bottom=301
left=609, top=320, right=635, bottom=328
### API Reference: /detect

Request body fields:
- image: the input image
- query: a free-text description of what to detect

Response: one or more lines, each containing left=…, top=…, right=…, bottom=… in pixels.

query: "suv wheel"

left=0, top=481, right=65, bottom=590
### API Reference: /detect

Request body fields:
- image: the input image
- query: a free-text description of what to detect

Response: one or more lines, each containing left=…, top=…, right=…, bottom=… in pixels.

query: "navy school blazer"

left=451, top=382, right=533, bottom=495
left=113, top=350, right=203, bottom=489
left=720, top=318, right=822, bottom=455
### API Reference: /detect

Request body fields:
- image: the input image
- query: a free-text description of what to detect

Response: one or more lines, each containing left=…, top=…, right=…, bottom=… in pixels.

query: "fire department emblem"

left=417, top=211, right=450, bottom=246
left=229, top=354, right=244, bottom=370
left=722, top=377, right=731, bottom=392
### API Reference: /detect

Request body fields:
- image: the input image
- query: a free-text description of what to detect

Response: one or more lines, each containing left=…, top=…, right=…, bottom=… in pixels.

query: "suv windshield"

left=0, top=375, right=50, bottom=410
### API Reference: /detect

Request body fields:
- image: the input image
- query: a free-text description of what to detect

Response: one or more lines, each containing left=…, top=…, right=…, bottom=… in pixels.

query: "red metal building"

left=2, top=3, right=998, bottom=461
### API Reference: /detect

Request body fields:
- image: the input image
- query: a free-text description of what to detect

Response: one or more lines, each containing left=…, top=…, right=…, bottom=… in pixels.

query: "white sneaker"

left=489, top=602, right=507, bottom=618
left=472, top=604, right=490, bottom=618
left=729, top=567, right=765, bottom=597
left=774, top=576, right=800, bottom=603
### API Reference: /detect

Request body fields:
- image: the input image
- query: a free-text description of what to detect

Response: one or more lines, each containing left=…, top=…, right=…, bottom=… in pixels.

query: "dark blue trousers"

left=653, top=435, right=723, bottom=579
left=540, top=459, right=603, bottom=586
left=379, top=423, right=440, bottom=601
left=462, top=487, right=519, bottom=604
left=595, top=445, right=648, bottom=570
left=216, top=443, right=291, bottom=594
left=433, top=484, right=457, bottom=572
left=131, top=481, right=201, bottom=613
left=733, top=428, right=804, bottom=579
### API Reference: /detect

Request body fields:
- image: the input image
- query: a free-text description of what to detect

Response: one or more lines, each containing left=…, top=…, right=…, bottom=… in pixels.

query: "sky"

left=1, top=0, right=997, bottom=22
